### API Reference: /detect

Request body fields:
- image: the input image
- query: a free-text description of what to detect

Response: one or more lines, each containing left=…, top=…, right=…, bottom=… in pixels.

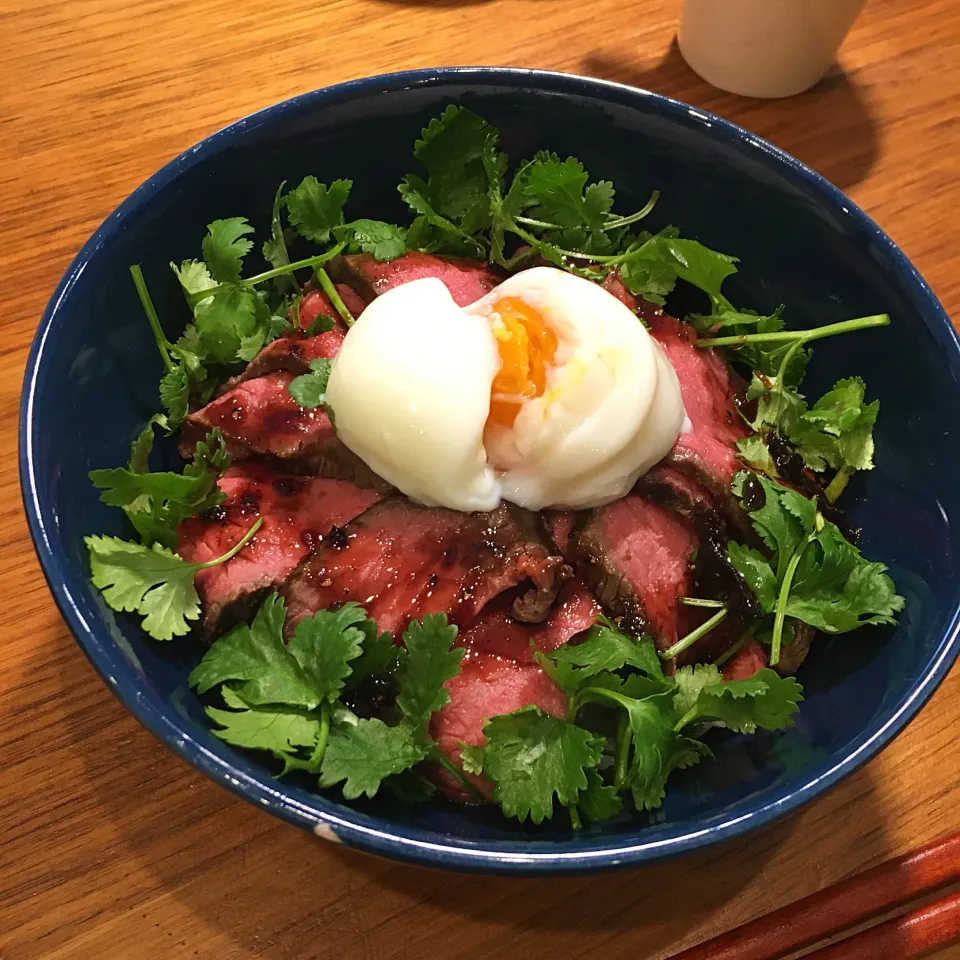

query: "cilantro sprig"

left=466, top=621, right=802, bottom=825
left=89, top=423, right=230, bottom=548
left=738, top=364, right=880, bottom=500
left=727, top=472, right=904, bottom=664
left=85, top=426, right=257, bottom=639
left=86, top=515, right=262, bottom=641
left=190, top=598, right=475, bottom=802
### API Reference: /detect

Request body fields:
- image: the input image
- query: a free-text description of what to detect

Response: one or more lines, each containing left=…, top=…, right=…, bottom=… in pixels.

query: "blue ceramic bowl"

left=21, top=68, right=960, bottom=874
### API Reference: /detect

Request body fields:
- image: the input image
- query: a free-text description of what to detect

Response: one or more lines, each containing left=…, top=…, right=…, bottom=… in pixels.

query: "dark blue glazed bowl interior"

left=20, top=68, right=960, bottom=874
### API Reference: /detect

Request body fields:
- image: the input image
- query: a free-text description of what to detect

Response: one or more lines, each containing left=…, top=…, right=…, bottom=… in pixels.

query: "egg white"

left=325, top=278, right=502, bottom=512
left=467, top=268, right=687, bottom=510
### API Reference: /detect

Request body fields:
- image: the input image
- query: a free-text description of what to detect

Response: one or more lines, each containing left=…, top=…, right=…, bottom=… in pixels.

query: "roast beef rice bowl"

left=83, top=105, right=903, bottom=828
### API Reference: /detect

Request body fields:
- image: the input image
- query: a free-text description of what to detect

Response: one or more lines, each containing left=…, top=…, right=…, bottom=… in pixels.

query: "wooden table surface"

left=2, top=0, right=959, bottom=957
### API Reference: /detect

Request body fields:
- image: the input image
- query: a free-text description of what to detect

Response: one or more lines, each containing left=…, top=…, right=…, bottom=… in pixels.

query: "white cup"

left=678, top=0, right=867, bottom=99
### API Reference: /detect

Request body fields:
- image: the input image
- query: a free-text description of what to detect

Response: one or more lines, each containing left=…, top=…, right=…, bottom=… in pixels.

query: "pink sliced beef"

left=648, top=312, right=750, bottom=493
left=429, top=655, right=568, bottom=801
left=180, top=371, right=380, bottom=485
left=182, top=372, right=334, bottom=460
left=722, top=639, right=769, bottom=681
left=281, top=498, right=570, bottom=638
left=635, top=463, right=722, bottom=526
left=176, top=464, right=380, bottom=636
left=600, top=271, right=638, bottom=309
left=457, top=580, right=600, bottom=665
left=229, top=331, right=343, bottom=386
left=330, top=252, right=502, bottom=307
left=544, top=509, right=577, bottom=557
left=569, top=491, right=698, bottom=649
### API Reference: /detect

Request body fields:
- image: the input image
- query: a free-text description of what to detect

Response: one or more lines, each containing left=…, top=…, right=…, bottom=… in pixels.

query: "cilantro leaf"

left=301, top=311, right=335, bottom=338
left=727, top=542, right=777, bottom=612
left=384, top=770, right=438, bottom=804
left=745, top=370, right=879, bottom=492
left=347, top=622, right=400, bottom=689
left=673, top=663, right=726, bottom=717
left=732, top=472, right=813, bottom=578
left=658, top=237, right=738, bottom=306
left=172, top=323, right=210, bottom=368
left=190, top=595, right=370, bottom=709
left=545, top=623, right=664, bottom=695
left=787, top=522, right=904, bottom=632
left=202, top=218, right=254, bottom=283
left=288, top=358, right=332, bottom=409
left=338, top=218, right=407, bottom=262
left=398, top=178, right=484, bottom=257
left=159, top=364, right=189, bottom=428
left=395, top=613, right=463, bottom=726
left=286, top=603, right=369, bottom=704
left=262, top=182, right=297, bottom=295
left=127, top=413, right=167, bottom=475
left=619, top=238, right=681, bottom=304
left=193, top=283, right=258, bottom=364
left=619, top=691, right=709, bottom=811
left=86, top=534, right=221, bottom=641
left=172, top=259, right=218, bottom=299
left=481, top=707, right=603, bottom=824
left=89, top=428, right=230, bottom=549
left=579, top=768, right=623, bottom=821
left=188, top=593, right=318, bottom=705
left=730, top=472, right=904, bottom=644
left=206, top=687, right=324, bottom=761
left=807, top=377, right=879, bottom=472
left=411, top=105, right=496, bottom=227
left=287, top=177, right=352, bottom=244
left=525, top=153, right=613, bottom=230
left=617, top=233, right=738, bottom=308
left=319, top=718, right=426, bottom=799
left=458, top=743, right=485, bottom=776
left=675, top=665, right=803, bottom=733
left=736, top=434, right=780, bottom=478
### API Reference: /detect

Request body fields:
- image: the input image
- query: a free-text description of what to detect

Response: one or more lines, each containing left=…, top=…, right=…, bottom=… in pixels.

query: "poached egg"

left=325, top=267, right=687, bottom=511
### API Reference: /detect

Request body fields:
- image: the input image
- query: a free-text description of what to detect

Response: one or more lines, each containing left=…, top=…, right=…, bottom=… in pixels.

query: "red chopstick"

left=664, top=831, right=960, bottom=960
left=801, top=889, right=960, bottom=960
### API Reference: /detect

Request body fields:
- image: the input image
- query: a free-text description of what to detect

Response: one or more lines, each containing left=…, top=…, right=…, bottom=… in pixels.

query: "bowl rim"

left=19, top=65, right=960, bottom=875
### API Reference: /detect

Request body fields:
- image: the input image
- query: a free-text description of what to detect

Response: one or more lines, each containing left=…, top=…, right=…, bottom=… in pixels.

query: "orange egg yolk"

left=487, top=297, right=558, bottom=429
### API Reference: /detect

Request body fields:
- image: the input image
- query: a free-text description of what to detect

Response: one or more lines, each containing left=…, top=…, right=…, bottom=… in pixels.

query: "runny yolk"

left=487, top=297, right=558, bottom=429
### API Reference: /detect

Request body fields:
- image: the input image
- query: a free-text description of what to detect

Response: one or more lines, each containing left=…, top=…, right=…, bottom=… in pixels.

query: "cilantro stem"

left=315, top=267, right=355, bottom=327
left=713, top=628, right=753, bottom=669
left=824, top=465, right=853, bottom=502
left=243, top=244, right=345, bottom=287
left=513, top=191, right=659, bottom=236
left=659, top=607, right=729, bottom=660
left=770, top=533, right=815, bottom=666
left=602, top=190, right=660, bottom=230
left=673, top=706, right=700, bottom=732
left=309, top=702, right=331, bottom=768
left=569, top=805, right=582, bottom=831
left=510, top=224, right=617, bottom=267
left=515, top=215, right=564, bottom=230
left=430, top=746, right=486, bottom=804
left=576, top=685, right=634, bottom=712
left=614, top=711, right=630, bottom=789
left=694, top=314, right=890, bottom=348
left=130, top=265, right=174, bottom=373
left=680, top=597, right=727, bottom=609
left=771, top=338, right=807, bottom=429
left=197, top=516, right=263, bottom=568
left=187, top=246, right=347, bottom=305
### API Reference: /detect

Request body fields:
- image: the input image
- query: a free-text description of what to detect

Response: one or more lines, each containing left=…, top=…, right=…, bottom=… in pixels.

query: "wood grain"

left=1, top=1, right=958, bottom=958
